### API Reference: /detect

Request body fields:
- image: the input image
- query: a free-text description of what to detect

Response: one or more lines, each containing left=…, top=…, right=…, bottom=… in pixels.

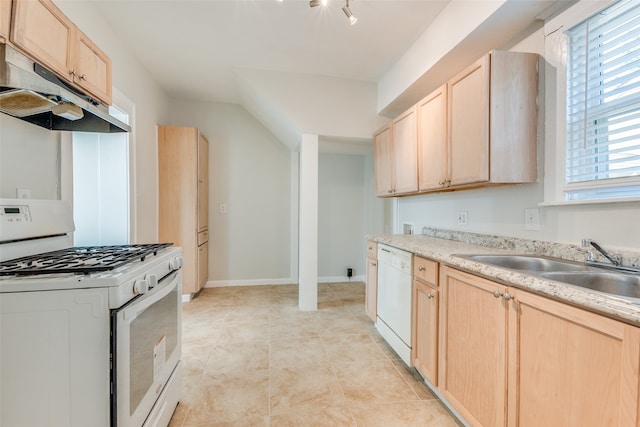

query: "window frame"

left=543, top=0, right=640, bottom=205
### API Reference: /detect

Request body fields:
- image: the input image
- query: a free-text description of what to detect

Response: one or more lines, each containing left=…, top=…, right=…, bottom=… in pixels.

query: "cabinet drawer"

left=413, top=256, right=438, bottom=287
left=198, top=230, right=209, bottom=246
left=367, top=241, right=378, bottom=259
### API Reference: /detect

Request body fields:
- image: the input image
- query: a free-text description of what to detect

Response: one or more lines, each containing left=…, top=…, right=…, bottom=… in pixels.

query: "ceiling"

left=92, top=0, right=451, bottom=105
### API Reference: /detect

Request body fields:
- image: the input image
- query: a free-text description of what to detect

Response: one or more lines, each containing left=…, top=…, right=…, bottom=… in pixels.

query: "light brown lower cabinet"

left=440, top=266, right=508, bottom=427
left=412, top=278, right=438, bottom=385
left=365, top=240, right=378, bottom=321
left=439, top=266, right=640, bottom=427
left=508, top=288, right=640, bottom=427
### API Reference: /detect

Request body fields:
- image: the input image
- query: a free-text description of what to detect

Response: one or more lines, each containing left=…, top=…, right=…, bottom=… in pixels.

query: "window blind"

left=565, top=0, right=640, bottom=200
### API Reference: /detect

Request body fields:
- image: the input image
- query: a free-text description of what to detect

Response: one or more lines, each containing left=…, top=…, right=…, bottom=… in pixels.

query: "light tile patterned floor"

left=169, top=283, right=462, bottom=427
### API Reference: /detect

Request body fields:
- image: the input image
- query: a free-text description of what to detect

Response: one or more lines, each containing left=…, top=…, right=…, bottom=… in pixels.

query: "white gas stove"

left=0, top=199, right=184, bottom=427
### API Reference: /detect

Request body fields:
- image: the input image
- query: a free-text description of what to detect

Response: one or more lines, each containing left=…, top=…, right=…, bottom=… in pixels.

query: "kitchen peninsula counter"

left=367, top=232, right=640, bottom=327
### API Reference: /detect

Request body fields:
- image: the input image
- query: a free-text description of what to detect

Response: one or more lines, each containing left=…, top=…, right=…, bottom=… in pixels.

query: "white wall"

left=0, top=115, right=60, bottom=199
left=167, top=100, right=293, bottom=284
left=54, top=0, right=171, bottom=244
left=318, top=153, right=367, bottom=281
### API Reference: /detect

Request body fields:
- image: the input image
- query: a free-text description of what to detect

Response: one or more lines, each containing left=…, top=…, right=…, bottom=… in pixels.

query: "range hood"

left=0, top=44, right=130, bottom=133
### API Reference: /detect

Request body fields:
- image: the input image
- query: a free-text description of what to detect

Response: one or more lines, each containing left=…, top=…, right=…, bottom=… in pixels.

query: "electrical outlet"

left=525, top=208, right=540, bottom=230
left=219, top=203, right=228, bottom=214
left=16, top=188, right=31, bottom=199
left=456, top=211, right=468, bottom=225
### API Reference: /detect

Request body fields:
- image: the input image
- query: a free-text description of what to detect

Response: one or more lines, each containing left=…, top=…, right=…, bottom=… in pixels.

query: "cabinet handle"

left=79, top=74, right=87, bottom=81
left=493, top=290, right=514, bottom=301
left=418, top=266, right=425, bottom=272
left=426, top=293, right=434, bottom=299
left=445, top=178, right=452, bottom=186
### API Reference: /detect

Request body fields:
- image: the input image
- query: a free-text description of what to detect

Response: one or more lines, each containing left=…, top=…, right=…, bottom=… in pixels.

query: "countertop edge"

left=367, top=234, right=640, bottom=327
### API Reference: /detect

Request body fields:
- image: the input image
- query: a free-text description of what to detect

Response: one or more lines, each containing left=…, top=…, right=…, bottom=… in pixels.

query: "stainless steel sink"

left=540, top=271, right=640, bottom=300
left=462, top=254, right=592, bottom=272
left=457, top=254, right=640, bottom=301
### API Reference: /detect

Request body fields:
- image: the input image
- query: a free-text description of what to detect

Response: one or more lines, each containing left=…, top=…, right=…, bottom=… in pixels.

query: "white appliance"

left=0, top=199, right=183, bottom=427
left=376, top=244, right=413, bottom=366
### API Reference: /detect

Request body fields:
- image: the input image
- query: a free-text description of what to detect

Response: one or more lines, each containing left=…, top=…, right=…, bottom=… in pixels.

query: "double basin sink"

left=457, top=254, right=640, bottom=301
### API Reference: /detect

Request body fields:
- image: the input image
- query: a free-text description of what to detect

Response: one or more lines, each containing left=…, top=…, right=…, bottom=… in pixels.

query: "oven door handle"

left=124, top=270, right=180, bottom=321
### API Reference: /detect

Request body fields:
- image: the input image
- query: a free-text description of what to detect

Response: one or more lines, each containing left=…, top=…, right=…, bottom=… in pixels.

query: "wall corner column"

left=298, top=134, right=318, bottom=311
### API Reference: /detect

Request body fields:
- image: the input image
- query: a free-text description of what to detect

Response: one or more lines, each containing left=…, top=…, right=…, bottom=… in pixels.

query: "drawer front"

left=198, top=230, right=209, bottom=246
left=367, top=241, right=378, bottom=259
left=413, top=256, right=438, bottom=287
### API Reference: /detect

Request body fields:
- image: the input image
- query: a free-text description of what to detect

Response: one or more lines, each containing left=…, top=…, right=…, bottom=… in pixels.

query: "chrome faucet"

left=581, top=238, right=622, bottom=266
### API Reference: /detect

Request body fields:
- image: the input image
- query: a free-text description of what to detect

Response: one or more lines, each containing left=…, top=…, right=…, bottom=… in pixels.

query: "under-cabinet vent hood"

left=0, top=44, right=129, bottom=133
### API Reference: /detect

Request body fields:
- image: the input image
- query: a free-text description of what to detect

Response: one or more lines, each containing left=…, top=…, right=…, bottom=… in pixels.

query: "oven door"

left=112, top=269, right=182, bottom=427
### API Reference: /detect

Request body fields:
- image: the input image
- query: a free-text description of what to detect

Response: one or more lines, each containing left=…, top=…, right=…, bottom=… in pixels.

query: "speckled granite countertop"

left=367, top=231, right=640, bottom=327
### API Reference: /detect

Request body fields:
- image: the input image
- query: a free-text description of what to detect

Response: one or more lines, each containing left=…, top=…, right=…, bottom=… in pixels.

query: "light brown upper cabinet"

left=374, top=123, right=394, bottom=196
left=374, top=106, right=419, bottom=197
left=417, top=85, right=448, bottom=191
left=10, top=0, right=112, bottom=105
left=73, top=27, right=112, bottom=105
left=446, top=51, right=538, bottom=189
left=0, top=0, right=11, bottom=42
left=378, top=50, right=538, bottom=197
left=392, top=106, right=419, bottom=194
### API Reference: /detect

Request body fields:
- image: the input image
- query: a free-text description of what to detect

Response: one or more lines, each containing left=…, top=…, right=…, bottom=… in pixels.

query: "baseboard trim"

left=205, top=278, right=295, bottom=288
left=204, top=275, right=365, bottom=288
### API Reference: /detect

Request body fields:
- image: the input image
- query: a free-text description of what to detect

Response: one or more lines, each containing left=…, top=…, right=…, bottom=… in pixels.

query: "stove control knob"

left=169, top=257, right=184, bottom=271
left=145, top=274, right=158, bottom=287
left=133, top=279, right=149, bottom=295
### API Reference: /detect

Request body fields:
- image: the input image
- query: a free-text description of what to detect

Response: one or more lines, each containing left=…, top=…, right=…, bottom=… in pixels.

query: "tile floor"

left=168, top=282, right=462, bottom=427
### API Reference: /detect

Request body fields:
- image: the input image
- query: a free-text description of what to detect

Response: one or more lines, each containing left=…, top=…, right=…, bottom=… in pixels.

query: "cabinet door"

left=508, top=289, right=640, bottom=427
left=412, top=280, right=438, bottom=386
left=440, top=266, right=507, bottom=427
left=0, top=0, right=11, bottom=42
left=158, top=126, right=199, bottom=295
left=374, top=123, right=394, bottom=196
left=448, top=54, right=490, bottom=187
left=197, top=241, right=208, bottom=292
left=417, top=85, right=448, bottom=191
left=392, top=106, right=418, bottom=194
left=197, top=133, right=209, bottom=233
left=365, top=256, right=377, bottom=321
left=74, top=27, right=112, bottom=105
left=11, top=0, right=74, bottom=82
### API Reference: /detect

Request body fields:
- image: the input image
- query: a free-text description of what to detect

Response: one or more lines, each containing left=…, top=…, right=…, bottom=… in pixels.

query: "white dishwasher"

left=376, top=244, right=413, bottom=366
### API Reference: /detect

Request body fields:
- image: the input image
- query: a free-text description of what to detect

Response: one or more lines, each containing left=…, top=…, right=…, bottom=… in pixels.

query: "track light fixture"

left=306, top=0, right=357, bottom=24
left=342, top=0, right=357, bottom=25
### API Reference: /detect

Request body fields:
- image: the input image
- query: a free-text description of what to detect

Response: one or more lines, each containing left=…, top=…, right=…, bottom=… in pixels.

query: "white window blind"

left=565, top=0, right=640, bottom=201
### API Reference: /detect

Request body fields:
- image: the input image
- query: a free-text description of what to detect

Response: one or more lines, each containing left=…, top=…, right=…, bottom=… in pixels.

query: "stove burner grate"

left=0, top=243, right=173, bottom=276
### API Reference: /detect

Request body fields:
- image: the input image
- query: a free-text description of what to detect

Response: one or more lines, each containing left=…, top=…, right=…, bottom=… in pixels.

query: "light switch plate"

left=456, top=211, right=468, bottom=225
